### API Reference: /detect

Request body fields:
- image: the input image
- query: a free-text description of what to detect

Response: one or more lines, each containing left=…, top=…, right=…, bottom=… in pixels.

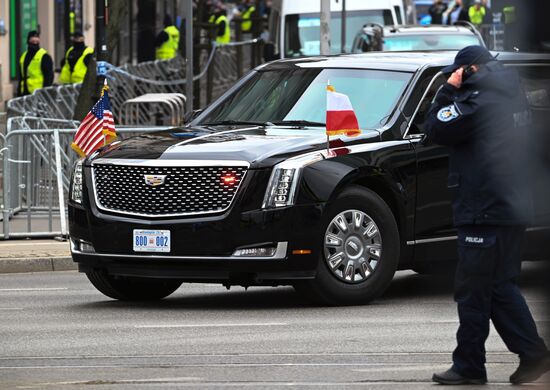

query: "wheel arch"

left=298, top=160, right=408, bottom=245
left=328, top=170, right=406, bottom=241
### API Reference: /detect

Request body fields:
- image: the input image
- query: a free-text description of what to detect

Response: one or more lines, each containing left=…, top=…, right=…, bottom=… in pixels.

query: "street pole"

left=95, top=0, right=109, bottom=90
left=320, top=0, right=331, bottom=55
left=184, top=0, right=193, bottom=114
left=341, top=0, right=346, bottom=53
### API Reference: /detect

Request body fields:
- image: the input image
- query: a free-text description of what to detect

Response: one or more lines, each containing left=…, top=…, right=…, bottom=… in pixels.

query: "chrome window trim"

left=402, top=70, right=444, bottom=140
left=71, top=240, right=289, bottom=260
left=504, top=63, right=550, bottom=67
left=406, top=226, right=548, bottom=245
left=406, top=236, right=457, bottom=245
left=91, top=159, right=250, bottom=218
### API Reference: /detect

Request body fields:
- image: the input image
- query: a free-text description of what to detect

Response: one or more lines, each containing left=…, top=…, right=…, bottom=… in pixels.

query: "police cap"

left=442, top=45, right=496, bottom=74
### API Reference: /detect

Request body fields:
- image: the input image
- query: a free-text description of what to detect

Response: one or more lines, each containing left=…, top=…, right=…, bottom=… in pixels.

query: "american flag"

left=71, top=86, right=117, bottom=157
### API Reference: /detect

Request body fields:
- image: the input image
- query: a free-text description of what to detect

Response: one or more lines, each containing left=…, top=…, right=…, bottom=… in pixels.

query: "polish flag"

left=326, top=84, right=361, bottom=137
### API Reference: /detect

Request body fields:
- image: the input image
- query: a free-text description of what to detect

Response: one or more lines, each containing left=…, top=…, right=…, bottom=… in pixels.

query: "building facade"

left=0, top=0, right=183, bottom=108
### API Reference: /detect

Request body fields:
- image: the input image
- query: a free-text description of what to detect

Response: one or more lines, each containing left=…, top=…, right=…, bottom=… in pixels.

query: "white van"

left=266, top=0, right=403, bottom=59
left=390, top=0, right=406, bottom=24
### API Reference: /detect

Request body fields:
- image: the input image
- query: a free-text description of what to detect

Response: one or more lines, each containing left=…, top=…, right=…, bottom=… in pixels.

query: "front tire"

left=86, top=270, right=182, bottom=301
left=296, top=186, right=400, bottom=305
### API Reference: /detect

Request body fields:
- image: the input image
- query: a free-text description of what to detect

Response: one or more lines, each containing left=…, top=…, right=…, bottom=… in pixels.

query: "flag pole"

left=103, top=79, right=108, bottom=146
left=326, top=80, right=331, bottom=157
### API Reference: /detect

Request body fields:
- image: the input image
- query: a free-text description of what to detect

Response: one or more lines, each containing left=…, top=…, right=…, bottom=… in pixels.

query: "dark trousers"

left=452, top=225, right=547, bottom=379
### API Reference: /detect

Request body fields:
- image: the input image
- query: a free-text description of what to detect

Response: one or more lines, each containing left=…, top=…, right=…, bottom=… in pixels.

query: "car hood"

left=90, top=125, right=381, bottom=169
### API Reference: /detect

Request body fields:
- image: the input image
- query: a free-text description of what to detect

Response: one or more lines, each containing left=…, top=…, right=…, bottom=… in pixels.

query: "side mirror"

left=184, top=109, right=203, bottom=124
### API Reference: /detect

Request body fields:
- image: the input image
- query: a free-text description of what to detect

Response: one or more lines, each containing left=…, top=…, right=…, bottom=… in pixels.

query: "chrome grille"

left=92, top=162, right=247, bottom=217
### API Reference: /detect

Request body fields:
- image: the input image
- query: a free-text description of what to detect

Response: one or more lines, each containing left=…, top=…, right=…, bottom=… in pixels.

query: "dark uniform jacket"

left=424, top=61, right=533, bottom=227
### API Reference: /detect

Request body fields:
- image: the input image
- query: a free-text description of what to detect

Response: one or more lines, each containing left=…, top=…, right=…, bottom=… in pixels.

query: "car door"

left=514, top=63, right=550, bottom=260
left=402, top=68, right=459, bottom=262
left=407, top=62, right=550, bottom=263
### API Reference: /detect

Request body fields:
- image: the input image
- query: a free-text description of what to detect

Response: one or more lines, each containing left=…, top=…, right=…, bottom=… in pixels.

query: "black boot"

left=432, top=368, right=487, bottom=385
left=510, top=354, right=550, bottom=384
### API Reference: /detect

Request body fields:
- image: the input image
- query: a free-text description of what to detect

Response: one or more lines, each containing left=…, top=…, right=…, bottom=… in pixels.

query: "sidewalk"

left=0, top=239, right=75, bottom=273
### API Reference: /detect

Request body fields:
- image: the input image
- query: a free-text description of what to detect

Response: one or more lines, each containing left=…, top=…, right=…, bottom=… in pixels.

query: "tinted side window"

left=394, top=6, right=403, bottom=24
left=516, top=65, right=550, bottom=223
left=518, top=65, right=550, bottom=109
left=402, top=69, right=446, bottom=135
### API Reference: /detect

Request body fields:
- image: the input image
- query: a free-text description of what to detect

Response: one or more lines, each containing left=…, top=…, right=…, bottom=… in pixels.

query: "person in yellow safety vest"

left=211, top=4, right=230, bottom=44
left=468, top=0, right=486, bottom=27
left=59, top=31, right=94, bottom=84
left=155, top=15, right=180, bottom=60
left=18, top=30, right=54, bottom=96
left=240, top=0, right=256, bottom=33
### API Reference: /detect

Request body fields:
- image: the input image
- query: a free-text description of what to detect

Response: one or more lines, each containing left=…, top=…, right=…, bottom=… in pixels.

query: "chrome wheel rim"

left=323, top=209, right=382, bottom=284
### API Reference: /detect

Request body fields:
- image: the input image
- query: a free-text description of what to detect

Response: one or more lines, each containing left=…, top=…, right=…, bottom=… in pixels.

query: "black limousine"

left=69, top=51, right=550, bottom=305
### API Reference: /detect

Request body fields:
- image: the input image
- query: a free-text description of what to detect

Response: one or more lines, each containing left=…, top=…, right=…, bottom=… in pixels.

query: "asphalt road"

left=0, top=264, right=548, bottom=389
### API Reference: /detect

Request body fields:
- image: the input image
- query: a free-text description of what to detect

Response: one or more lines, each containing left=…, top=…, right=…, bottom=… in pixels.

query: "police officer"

left=18, top=30, right=54, bottom=96
left=468, top=0, right=486, bottom=28
left=209, top=4, right=230, bottom=44
left=155, top=15, right=180, bottom=60
left=239, top=0, right=256, bottom=33
left=424, top=45, right=550, bottom=385
left=59, top=31, right=94, bottom=84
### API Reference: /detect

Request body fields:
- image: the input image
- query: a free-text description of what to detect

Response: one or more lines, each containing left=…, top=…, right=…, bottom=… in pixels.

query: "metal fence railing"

left=1, top=124, right=169, bottom=239
left=1, top=35, right=264, bottom=240
left=6, top=84, right=82, bottom=120
left=6, top=38, right=263, bottom=126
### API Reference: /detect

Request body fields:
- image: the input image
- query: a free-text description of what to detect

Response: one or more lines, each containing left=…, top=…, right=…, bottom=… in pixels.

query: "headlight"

left=70, top=160, right=83, bottom=204
left=262, top=151, right=325, bottom=208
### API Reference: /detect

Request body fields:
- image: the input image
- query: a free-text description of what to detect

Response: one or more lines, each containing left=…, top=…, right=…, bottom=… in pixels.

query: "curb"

left=0, top=257, right=76, bottom=274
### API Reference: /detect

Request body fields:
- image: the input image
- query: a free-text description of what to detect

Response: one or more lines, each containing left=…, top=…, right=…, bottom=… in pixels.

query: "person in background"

left=18, top=30, right=54, bottom=96
left=481, top=0, right=492, bottom=24
left=236, top=0, right=256, bottom=33
left=468, top=0, right=486, bottom=28
left=155, top=15, right=180, bottom=60
left=59, top=31, right=94, bottom=84
left=210, top=3, right=230, bottom=44
left=446, top=0, right=469, bottom=25
left=503, top=4, right=518, bottom=51
left=429, top=0, right=448, bottom=25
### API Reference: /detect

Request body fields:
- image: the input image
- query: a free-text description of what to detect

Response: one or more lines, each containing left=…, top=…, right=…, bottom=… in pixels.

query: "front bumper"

left=69, top=203, right=325, bottom=284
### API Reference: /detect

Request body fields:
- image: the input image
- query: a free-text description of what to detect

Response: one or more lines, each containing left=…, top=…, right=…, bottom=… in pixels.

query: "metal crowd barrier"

left=0, top=125, right=170, bottom=240
left=120, top=93, right=187, bottom=126
left=6, top=38, right=262, bottom=125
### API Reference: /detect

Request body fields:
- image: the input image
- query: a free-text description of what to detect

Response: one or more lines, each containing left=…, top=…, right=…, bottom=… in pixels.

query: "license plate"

left=133, top=230, right=171, bottom=253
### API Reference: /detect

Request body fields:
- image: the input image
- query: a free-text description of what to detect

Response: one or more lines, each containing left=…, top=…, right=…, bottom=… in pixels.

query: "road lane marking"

left=15, top=381, right=522, bottom=389
left=134, top=322, right=288, bottom=329
left=0, top=351, right=518, bottom=360
left=0, top=288, right=67, bottom=292
left=0, top=362, right=520, bottom=369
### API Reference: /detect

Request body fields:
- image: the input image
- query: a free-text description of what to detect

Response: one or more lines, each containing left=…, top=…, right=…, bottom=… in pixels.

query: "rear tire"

left=295, top=186, right=399, bottom=306
left=86, top=270, right=182, bottom=301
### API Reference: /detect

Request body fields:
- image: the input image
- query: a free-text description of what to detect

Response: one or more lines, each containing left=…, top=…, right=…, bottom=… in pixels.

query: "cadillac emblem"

left=144, top=174, right=167, bottom=187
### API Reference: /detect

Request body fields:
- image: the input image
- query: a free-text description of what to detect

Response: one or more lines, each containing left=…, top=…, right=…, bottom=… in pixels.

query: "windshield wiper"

left=201, top=120, right=269, bottom=126
left=270, top=120, right=326, bottom=127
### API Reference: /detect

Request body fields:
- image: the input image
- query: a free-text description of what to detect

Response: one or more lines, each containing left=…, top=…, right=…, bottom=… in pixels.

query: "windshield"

left=285, top=10, right=393, bottom=57
left=199, top=68, right=411, bottom=130
left=383, top=34, right=481, bottom=51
